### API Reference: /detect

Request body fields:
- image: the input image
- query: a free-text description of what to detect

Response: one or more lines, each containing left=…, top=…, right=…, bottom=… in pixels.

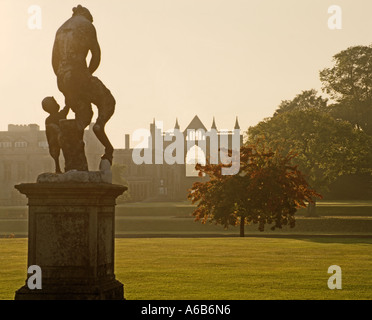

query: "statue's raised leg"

left=93, top=121, right=114, bottom=164
left=92, top=86, right=116, bottom=164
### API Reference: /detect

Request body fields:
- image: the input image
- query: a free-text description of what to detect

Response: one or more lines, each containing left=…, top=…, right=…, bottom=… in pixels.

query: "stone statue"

left=42, top=96, right=70, bottom=173
left=51, top=4, right=115, bottom=169
left=15, top=6, right=125, bottom=301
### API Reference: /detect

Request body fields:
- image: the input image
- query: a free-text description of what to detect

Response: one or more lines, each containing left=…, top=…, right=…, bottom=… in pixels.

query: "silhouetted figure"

left=42, top=97, right=70, bottom=173
left=52, top=4, right=115, bottom=165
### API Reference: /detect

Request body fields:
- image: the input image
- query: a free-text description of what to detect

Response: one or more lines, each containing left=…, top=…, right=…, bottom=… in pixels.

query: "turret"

left=211, top=117, right=217, bottom=130
left=174, top=118, right=180, bottom=130
left=234, top=116, right=240, bottom=130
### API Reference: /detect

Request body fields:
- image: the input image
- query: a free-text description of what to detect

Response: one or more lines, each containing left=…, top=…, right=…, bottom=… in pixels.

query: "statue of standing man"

left=52, top=5, right=115, bottom=170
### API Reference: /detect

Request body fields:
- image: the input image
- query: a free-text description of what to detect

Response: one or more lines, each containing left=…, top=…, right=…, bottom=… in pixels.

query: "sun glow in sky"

left=1, top=0, right=372, bottom=147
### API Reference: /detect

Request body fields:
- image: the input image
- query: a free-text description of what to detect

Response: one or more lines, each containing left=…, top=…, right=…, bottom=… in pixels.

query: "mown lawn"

left=0, top=237, right=371, bottom=300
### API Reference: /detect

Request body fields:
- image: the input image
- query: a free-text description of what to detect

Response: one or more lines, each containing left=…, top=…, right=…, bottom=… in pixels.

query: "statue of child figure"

left=42, top=96, right=70, bottom=173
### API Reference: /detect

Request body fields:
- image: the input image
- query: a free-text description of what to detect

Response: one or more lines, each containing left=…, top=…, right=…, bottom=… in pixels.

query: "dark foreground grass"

left=0, top=237, right=371, bottom=300
left=2, top=216, right=372, bottom=237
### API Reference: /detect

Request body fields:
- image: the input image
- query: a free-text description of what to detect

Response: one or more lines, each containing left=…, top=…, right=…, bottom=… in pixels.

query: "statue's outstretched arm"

left=59, top=105, right=70, bottom=118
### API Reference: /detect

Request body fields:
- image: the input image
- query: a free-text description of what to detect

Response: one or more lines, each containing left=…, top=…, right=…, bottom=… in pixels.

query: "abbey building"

left=0, top=116, right=242, bottom=205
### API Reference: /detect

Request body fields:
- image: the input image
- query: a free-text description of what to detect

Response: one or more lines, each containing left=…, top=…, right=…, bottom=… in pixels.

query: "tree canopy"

left=248, top=109, right=372, bottom=195
left=274, top=89, right=328, bottom=116
left=320, top=45, right=372, bottom=135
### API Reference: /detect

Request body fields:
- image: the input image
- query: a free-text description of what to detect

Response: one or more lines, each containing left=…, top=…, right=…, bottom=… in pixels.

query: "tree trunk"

left=307, top=200, right=318, bottom=217
left=240, top=216, right=245, bottom=237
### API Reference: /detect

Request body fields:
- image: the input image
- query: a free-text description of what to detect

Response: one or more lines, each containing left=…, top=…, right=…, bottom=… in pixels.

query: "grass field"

left=0, top=237, right=371, bottom=300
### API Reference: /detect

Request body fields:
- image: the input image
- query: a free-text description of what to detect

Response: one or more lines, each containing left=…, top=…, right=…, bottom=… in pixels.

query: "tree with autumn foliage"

left=187, top=142, right=321, bottom=237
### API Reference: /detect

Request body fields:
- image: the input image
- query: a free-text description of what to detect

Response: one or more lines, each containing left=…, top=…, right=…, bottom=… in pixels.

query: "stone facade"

left=1, top=116, right=242, bottom=205
left=0, top=124, right=103, bottom=205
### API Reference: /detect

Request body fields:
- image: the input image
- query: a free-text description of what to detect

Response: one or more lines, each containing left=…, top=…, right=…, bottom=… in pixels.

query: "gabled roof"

left=184, top=115, right=207, bottom=132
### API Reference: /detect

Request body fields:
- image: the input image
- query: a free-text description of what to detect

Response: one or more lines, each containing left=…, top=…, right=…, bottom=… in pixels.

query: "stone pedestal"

left=14, top=182, right=127, bottom=300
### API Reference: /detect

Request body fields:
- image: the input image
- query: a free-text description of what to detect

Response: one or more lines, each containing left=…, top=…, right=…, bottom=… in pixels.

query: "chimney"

left=125, top=134, right=130, bottom=150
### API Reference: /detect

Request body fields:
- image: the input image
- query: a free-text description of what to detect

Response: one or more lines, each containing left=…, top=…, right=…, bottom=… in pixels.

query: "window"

left=186, top=130, right=205, bottom=141
left=3, top=162, right=11, bottom=182
left=0, top=141, right=12, bottom=148
left=14, top=141, right=27, bottom=148
left=17, top=163, right=26, bottom=180
left=195, top=130, right=205, bottom=141
left=38, top=141, right=48, bottom=148
left=186, top=130, right=195, bottom=141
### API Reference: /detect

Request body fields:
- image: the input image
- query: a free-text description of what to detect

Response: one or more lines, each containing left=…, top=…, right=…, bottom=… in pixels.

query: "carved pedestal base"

left=14, top=182, right=127, bottom=300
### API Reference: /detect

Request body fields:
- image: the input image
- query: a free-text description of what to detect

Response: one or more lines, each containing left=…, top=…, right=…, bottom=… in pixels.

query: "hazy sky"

left=1, top=0, right=372, bottom=148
